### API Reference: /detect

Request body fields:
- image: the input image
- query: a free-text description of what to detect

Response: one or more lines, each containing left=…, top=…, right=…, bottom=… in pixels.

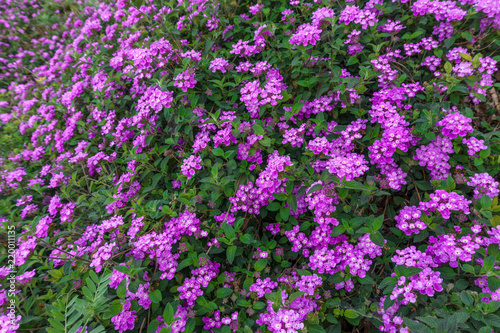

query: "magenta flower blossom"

left=209, top=58, right=230, bottom=73
left=174, top=68, right=197, bottom=92
left=181, top=155, right=202, bottom=179
left=289, top=23, right=322, bottom=47
left=436, top=112, right=473, bottom=139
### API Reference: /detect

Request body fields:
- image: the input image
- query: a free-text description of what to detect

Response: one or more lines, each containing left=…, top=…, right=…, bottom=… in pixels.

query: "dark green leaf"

left=227, top=246, right=237, bottom=264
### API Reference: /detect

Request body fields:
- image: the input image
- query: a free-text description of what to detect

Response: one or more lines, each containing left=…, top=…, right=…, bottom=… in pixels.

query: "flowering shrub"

left=0, top=0, right=500, bottom=332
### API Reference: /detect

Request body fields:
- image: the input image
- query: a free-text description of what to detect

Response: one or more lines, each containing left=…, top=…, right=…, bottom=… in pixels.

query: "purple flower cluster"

left=203, top=311, right=238, bottom=331
left=181, top=155, right=202, bottom=179
left=257, top=292, right=317, bottom=333
left=230, top=151, right=292, bottom=214
left=111, top=302, right=136, bottom=333
left=250, top=277, right=278, bottom=298
left=289, top=23, right=322, bottom=47
left=436, top=112, right=473, bottom=139
left=178, top=259, right=220, bottom=307
left=419, top=190, right=471, bottom=220
left=209, top=58, right=230, bottom=73
left=294, top=274, right=322, bottom=295
left=174, top=68, right=197, bottom=92
left=414, top=136, right=454, bottom=180
left=395, top=206, right=426, bottom=235
left=305, top=181, right=339, bottom=225
left=339, top=5, right=378, bottom=29
left=308, top=234, right=384, bottom=290
left=240, top=69, right=287, bottom=118
left=462, top=137, right=488, bottom=156
left=467, top=173, right=499, bottom=199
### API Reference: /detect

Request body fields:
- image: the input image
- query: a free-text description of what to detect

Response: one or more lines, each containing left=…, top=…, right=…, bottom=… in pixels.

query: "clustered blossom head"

left=395, top=206, right=426, bottom=235
left=181, top=155, right=202, bottom=179
left=436, top=112, right=473, bottom=139
left=390, top=268, right=444, bottom=305
left=249, top=277, right=278, bottom=298
left=289, top=23, right=322, bottom=47
left=249, top=3, right=264, bottom=15
left=294, top=274, right=322, bottom=295
left=305, top=181, right=339, bottom=225
left=178, top=259, right=220, bottom=308
left=174, top=68, right=197, bottom=92
left=240, top=69, right=287, bottom=118
left=414, top=136, right=454, bottom=180
left=256, top=291, right=317, bottom=333
left=111, top=302, right=136, bottom=333
left=209, top=58, right=230, bottom=73
left=462, top=137, right=487, bottom=156
left=203, top=311, right=238, bottom=331
left=339, top=5, right=378, bottom=29
left=467, top=173, right=499, bottom=199
left=230, top=151, right=292, bottom=214
left=419, top=190, right=471, bottom=220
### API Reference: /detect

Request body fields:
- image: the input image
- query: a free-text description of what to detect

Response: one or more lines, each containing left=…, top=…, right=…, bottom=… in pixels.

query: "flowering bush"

left=0, top=0, right=500, bottom=332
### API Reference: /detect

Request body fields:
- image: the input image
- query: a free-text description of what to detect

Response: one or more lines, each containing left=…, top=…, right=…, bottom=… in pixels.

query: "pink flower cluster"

left=436, top=112, right=474, bottom=139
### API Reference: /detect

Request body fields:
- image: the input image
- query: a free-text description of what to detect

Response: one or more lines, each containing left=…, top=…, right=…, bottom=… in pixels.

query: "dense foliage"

left=1, top=0, right=500, bottom=332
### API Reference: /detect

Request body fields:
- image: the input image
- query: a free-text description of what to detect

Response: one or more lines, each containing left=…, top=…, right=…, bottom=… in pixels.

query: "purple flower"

left=181, top=155, right=202, bottom=179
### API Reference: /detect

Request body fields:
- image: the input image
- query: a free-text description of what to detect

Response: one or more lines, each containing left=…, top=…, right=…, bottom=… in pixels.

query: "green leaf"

left=176, top=258, right=192, bottom=271
left=116, top=279, right=127, bottom=298
left=212, top=148, right=224, bottom=156
left=488, top=276, right=500, bottom=292
left=460, top=291, right=473, bottom=306
left=253, top=301, right=266, bottom=309
left=149, top=290, right=162, bottom=304
left=223, top=223, right=235, bottom=240
left=254, top=259, right=268, bottom=271
left=480, top=195, right=492, bottom=210
left=403, top=317, right=433, bottom=333
left=280, top=206, right=290, bottom=221
left=296, top=269, right=312, bottom=276
left=147, top=320, right=160, bottom=333
left=287, top=195, right=298, bottom=213
left=307, top=183, right=323, bottom=195
left=227, top=246, right=237, bottom=264
left=444, top=62, right=453, bottom=74
left=484, top=314, right=500, bottom=328
left=259, top=137, right=271, bottom=147
left=461, top=31, right=473, bottom=42
left=483, top=255, right=495, bottom=272
left=444, top=37, right=457, bottom=49
left=308, top=325, right=326, bottom=333
left=415, top=316, right=440, bottom=328
left=436, top=266, right=457, bottom=279
left=373, top=215, right=384, bottom=231
left=425, top=131, right=436, bottom=141
left=370, top=232, right=385, bottom=247
left=216, top=288, right=233, bottom=298
left=358, top=276, right=376, bottom=285
left=132, top=0, right=144, bottom=7
left=415, top=181, right=432, bottom=191
left=289, top=291, right=306, bottom=303
left=252, top=124, right=265, bottom=136
left=163, top=303, right=174, bottom=324
left=273, top=193, right=288, bottom=201
left=240, top=234, right=254, bottom=244
left=344, top=310, right=358, bottom=319
left=63, top=261, right=73, bottom=276
left=184, top=319, right=196, bottom=333
left=346, top=56, right=358, bottom=66
left=343, top=181, right=367, bottom=191
left=395, top=266, right=422, bottom=278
